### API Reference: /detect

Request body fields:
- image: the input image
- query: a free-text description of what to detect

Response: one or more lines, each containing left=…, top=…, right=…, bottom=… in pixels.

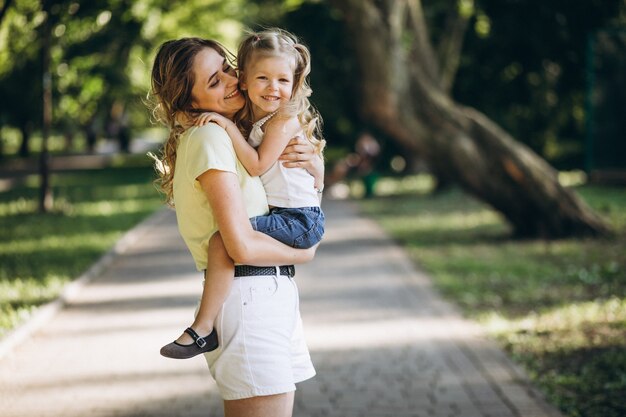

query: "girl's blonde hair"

left=148, top=37, right=235, bottom=206
left=236, top=28, right=325, bottom=154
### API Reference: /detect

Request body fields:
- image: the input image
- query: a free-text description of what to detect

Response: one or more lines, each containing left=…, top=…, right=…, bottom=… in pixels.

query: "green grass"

left=0, top=162, right=163, bottom=337
left=357, top=174, right=626, bottom=417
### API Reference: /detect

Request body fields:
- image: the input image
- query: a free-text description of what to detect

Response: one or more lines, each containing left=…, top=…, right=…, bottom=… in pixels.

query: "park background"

left=0, top=1, right=625, bottom=416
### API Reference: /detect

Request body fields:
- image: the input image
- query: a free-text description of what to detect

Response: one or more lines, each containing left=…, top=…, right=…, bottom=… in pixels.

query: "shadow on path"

left=0, top=199, right=563, bottom=417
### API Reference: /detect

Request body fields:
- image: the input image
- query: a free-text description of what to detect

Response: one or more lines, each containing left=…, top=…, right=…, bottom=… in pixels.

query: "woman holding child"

left=149, top=29, right=323, bottom=417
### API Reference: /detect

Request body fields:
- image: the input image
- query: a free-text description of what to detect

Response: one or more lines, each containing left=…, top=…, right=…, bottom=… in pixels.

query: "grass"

left=356, top=174, right=626, bottom=417
left=0, top=160, right=163, bottom=338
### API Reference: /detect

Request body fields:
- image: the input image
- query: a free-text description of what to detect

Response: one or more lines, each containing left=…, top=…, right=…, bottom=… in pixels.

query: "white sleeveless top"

left=248, top=112, right=320, bottom=208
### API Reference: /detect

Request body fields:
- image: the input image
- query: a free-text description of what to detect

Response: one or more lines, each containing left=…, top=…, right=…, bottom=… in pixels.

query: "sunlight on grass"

left=375, top=174, right=435, bottom=196
left=485, top=297, right=626, bottom=347
left=381, top=210, right=503, bottom=233
left=0, top=197, right=38, bottom=216
left=74, top=199, right=155, bottom=216
left=358, top=177, right=626, bottom=417
left=558, top=170, right=587, bottom=187
left=486, top=297, right=626, bottom=417
left=0, top=231, right=123, bottom=256
left=0, top=276, right=67, bottom=336
left=0, top=164, right=163, bottom=338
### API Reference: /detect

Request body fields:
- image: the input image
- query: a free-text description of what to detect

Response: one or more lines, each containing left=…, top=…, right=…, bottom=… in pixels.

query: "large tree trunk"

left=331, top=0, right=610, bottom=238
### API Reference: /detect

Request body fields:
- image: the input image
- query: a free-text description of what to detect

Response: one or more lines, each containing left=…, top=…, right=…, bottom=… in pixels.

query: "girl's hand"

left=194, top=112, right=232, bottom=130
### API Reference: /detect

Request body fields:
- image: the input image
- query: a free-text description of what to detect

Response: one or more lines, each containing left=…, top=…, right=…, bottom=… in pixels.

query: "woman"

left=150, top=37, right=322, bottom=416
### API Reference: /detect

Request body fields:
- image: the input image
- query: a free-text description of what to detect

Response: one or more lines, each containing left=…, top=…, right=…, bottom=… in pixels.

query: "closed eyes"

left=208, top=60, right=234, bottom=88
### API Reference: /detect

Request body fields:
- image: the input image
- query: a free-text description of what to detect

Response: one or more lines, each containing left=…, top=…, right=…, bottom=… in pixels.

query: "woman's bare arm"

left=197, top=169, right=316, bottom=265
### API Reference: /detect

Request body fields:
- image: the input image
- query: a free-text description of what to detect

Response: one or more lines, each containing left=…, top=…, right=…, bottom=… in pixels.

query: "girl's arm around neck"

left=197, top=168, right=316, bottom=265
left=230, top=116, right=301, bottom=177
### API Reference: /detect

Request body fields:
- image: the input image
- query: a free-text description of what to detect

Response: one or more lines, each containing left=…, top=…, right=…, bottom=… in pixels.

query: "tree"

left=0, top=0, right=45, bottom=157
left=272, top=3, right=363, bottom=155
left=0, top=0, right=13, bottom=26
left=39, top=0, right=52, bottom=212
left=330, top=0, right=610, bottom=238
left=453, top=0, right=625, bottom=169
left=0, top=0, right=250, bottom=157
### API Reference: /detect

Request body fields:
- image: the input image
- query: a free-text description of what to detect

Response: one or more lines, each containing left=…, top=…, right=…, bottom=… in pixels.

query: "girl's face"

left=190, top=48, right=245, bottom=120
left=241, top=54, right=295, bottom=120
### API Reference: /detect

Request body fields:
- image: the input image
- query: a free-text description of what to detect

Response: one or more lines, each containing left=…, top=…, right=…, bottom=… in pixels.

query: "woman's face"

left=190, top=48, right=245, bottom=119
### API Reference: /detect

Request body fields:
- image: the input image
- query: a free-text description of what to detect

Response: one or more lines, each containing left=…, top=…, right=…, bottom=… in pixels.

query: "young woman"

left=150, top=37, right=322, bottom=416
left=161, top=29, right=325, bottom=361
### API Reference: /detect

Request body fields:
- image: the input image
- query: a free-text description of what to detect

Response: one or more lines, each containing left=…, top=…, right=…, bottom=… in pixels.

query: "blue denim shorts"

left=250, top=206, right=325, bottom=249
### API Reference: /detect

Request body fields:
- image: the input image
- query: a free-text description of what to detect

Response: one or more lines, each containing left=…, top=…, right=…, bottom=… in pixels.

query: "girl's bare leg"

left=224, top=392, right=294, bottom=417
left=176, top=232, right=234, bottom=344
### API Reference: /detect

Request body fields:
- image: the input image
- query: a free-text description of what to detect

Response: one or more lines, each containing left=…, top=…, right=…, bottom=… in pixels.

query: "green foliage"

left=359, top=178, right=626, bottom=417
left=1, top=0, right=624, bottom=164
left=0, top=163, right=162, bottom=336
left=273, top=0, right=626, bottom=170
left=0, top=0, right=248, bottom=155
left=275, top=3, right=363, bottom=151
left=0, top=1, right=43, bottom=136
left=453, top=0, right=626, bottom=169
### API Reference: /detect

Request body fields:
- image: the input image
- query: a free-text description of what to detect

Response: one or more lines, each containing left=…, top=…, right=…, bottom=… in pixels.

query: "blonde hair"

left=148, top=38, right=234, bottom=206
left=235, top=28, right=325, bottom=154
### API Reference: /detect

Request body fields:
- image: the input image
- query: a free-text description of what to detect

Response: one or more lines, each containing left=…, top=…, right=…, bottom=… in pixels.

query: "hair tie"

left=254, top=35, right=260, bottom=42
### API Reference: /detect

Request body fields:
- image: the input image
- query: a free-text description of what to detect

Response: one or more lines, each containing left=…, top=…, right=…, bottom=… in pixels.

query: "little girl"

left=160, top=29, right=325, bottom=359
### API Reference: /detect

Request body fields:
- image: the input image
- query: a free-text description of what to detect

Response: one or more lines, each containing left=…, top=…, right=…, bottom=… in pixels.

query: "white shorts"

left=202, top=271, right=316, bottom=400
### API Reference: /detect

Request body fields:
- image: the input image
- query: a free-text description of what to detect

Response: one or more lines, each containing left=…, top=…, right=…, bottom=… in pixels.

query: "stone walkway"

left=0, top=199, right=563, bottom=417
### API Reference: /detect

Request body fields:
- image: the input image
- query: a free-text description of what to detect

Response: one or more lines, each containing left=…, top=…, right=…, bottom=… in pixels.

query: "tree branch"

left=436, top=1, right=472, bottom=93
left=0, top=0, right=14, bottom=28
left=406, top=0, right=441, bottom=85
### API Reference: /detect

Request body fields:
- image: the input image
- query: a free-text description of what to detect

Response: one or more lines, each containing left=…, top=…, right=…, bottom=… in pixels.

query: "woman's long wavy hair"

left=235, top=29, right=325, bottom=154
left=148, top=37, right=234, bottom=206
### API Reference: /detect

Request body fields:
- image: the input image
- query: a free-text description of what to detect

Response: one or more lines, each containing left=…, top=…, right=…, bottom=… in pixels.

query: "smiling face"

left=241, top=53, right=295, bottom=121
left=190, top=47, right=245, bottom=120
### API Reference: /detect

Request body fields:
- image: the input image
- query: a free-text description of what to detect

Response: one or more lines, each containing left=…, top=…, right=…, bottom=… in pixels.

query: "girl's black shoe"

left=160, top=327, right=218, bottom=359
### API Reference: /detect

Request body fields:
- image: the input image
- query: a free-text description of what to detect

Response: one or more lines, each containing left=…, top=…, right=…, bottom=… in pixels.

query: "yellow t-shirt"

left=173, top=123, right=269, bottom=271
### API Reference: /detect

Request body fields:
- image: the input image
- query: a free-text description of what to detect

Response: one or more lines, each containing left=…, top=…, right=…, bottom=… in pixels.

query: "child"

left=160, top=29, right=325, bottom=359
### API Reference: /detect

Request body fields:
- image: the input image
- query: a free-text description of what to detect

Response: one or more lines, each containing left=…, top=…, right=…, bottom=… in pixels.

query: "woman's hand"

left=279, top=136, right=325, bottom=190
left=278, top=136, right=315, bottom=168
left=300, top=243, right=320, bottom=262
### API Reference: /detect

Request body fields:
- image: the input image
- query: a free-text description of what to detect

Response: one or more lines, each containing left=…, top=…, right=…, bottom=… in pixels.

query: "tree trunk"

left=0, top=0, right=13, bottom=28
left=435, top=0, right=471, bottom=94
left=39, top=0, right=53, bottom=213
left=331, top=0, right=611, bottom=238
left=18, top=123, right=30, bottom=157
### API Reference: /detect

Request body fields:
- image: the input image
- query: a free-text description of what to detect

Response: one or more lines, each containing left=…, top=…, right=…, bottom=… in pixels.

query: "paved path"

left=0, top=199, right=563, bottom=417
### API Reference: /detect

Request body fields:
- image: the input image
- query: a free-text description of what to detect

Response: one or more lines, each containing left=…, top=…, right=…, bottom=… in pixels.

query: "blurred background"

left=1, top=1, right=625, bottom=416
left=0, top=0, right=624, bottom=179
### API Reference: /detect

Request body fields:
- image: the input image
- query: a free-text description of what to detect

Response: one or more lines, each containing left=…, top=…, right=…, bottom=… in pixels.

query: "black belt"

left=234, top=265, right=295, bottom=278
